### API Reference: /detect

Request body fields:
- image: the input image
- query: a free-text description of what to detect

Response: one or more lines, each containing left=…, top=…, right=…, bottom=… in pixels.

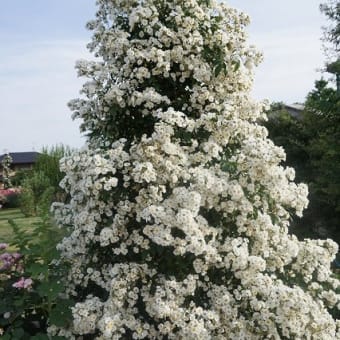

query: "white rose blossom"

left=51, top=0, right=339, bottom=338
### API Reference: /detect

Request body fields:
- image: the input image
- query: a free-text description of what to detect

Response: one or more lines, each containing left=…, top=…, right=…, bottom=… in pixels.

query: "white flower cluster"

left=52, top=0, right=339, bottom=338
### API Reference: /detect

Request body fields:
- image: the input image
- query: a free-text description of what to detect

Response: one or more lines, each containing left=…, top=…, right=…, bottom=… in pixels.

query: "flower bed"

left=0, top=189, right=21, bottom=209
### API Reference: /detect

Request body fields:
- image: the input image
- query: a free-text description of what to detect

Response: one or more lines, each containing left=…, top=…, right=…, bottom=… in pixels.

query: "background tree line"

left=264, top=0, right=339, bottom=259
left=11, top=145, right=72, bottom=217
left=265, top=81, right=339, bottom=246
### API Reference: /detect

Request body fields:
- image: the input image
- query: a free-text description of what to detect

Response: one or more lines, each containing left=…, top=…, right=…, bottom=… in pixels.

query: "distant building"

left=0, top=152, right=40, bottom=172
left=284, top=103, right=305, bottom=119
left=0, top=152, right=40, bottom=187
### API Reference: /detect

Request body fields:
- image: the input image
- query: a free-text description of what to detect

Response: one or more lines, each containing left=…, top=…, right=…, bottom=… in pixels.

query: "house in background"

left=0, top=152, right=40, bottom=172
left=0, top=152, right=40, bottom=187
left=284, top=103, right=305, bottom=119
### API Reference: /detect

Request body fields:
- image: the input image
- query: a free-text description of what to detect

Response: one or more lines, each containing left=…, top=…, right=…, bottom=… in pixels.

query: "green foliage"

left=264, top=103, right=310, bottom=183
left=320, top=0, right=340, bottom=58
left=35, top=145, right=73, bottom=192
left=305, top=79, right=339, bottom=116
left=264, top=80, right=340, bottom=246
left=265, top=0, right=339, bottom=252
left=303, top=80, right=340, bottom=243
left=19, top=145, right=73, bottom=217
left=18, top=184, right=35, bottom=217
left=3, top=192, right=20, bottom=209
left=0, top=190, right=21, bottom=209
left=0, top=215, right=70, bottom=338
left=320, top=0, right=339, bottom=95
left=10, top=169, right=33, bottom=187
left=0, top=144, right=74, bottom=337
left=20, top=172, right=53, bottom=217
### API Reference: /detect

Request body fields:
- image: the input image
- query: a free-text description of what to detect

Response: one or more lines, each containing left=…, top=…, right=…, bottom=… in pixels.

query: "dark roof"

left=0, top=152, right=40, bottom=165
left=284, top=103, right=305, bottom=111
left=284, top=103, right=305, bottom=120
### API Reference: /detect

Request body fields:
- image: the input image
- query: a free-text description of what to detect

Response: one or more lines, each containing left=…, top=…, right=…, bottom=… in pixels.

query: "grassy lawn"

left=0, top=208, right=41, bottom=245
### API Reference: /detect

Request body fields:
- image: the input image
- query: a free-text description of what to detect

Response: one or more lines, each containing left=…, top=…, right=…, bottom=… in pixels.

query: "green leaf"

left=27, top=263, right=49, bottom=278
left=37, top=281, right=64, bottom=300
left=214, top=63, right=223, bottom=77
left=31, top=334, right=50, bottom=340
left=12, top=327, right=25, bottom=339
left=49, top=299, right=73, bottom=327
left=0, top=303, right=10, bottom=314
left=13, top=297, right=25, bottom=307
left=232, top=60, right=240, bottom=72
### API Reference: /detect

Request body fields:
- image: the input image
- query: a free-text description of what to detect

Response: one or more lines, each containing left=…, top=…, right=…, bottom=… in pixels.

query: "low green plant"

left=18, top=145, right=73, bottom=217
left=19, top=172, right=54, bottom=217
left=0, top=212, right=71, bottom=339
left=3, top=192, right=21, bottom=209
left=11, top=169, right=33, bottom=187
left=0, top=190, right=21, bottom=210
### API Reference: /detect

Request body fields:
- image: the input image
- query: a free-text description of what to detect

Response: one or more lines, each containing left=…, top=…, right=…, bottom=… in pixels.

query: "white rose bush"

left=51, top=0, right=340, bottom=338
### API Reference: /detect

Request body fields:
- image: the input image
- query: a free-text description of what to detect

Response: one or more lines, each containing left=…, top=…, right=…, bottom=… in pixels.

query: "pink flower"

left=12, top=253, right=21, bottom=261
left=0, top=253, right=11, bottom=261
left=12, top=277, right=33, bottom=289
left=0, top=243, right=8, bottom=250
left=0, top=252, right=22, bottom=271
left=0, top=253, right=13, bottom=271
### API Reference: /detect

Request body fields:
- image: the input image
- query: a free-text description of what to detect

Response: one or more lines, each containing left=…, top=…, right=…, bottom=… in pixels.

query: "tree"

left=264, top=104, right=313, bottom=241
left=20, top=145, right=72, bottom=216
left=34, top=145, right=73, bottom=202
left=320, top=0, right=340, bottom=59
left=303, top=80, right=340, bottom=244
left=320, top=0, right=340, bottom=93
left=51, top=1, right=339, bottom=338
left=264, top=103, right=310, bottom=184
left=265, top=81, right=340, bottom=262
left=20, top=171, right=54, bottom=217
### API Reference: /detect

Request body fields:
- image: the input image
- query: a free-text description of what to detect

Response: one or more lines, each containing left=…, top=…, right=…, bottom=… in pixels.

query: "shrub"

left=52, top=1, right=339, bottom=338
left=0, top=189, right=21, bottom=209
left=0, top=216, right=71, bottom=338
left=10, top=169, right=33, bottom=187
left=18, top=146, right=72, bottom=217
left=19, top=172, right=53, bottom=217
left=3, top=192, right=20, bottom=209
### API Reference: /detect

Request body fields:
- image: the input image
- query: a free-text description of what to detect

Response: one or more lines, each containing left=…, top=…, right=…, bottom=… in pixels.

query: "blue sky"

left=0, top=0, right=327, bottom=152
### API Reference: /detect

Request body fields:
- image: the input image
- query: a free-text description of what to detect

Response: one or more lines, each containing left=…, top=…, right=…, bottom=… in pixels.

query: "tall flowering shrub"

left=1, top=153, right=13, bottom=189
left=52, top=0, right=340, bottom=338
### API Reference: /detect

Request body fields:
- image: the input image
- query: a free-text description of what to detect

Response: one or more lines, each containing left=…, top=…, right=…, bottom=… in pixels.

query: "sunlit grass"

left=0, top=208, right=40, bottom=245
